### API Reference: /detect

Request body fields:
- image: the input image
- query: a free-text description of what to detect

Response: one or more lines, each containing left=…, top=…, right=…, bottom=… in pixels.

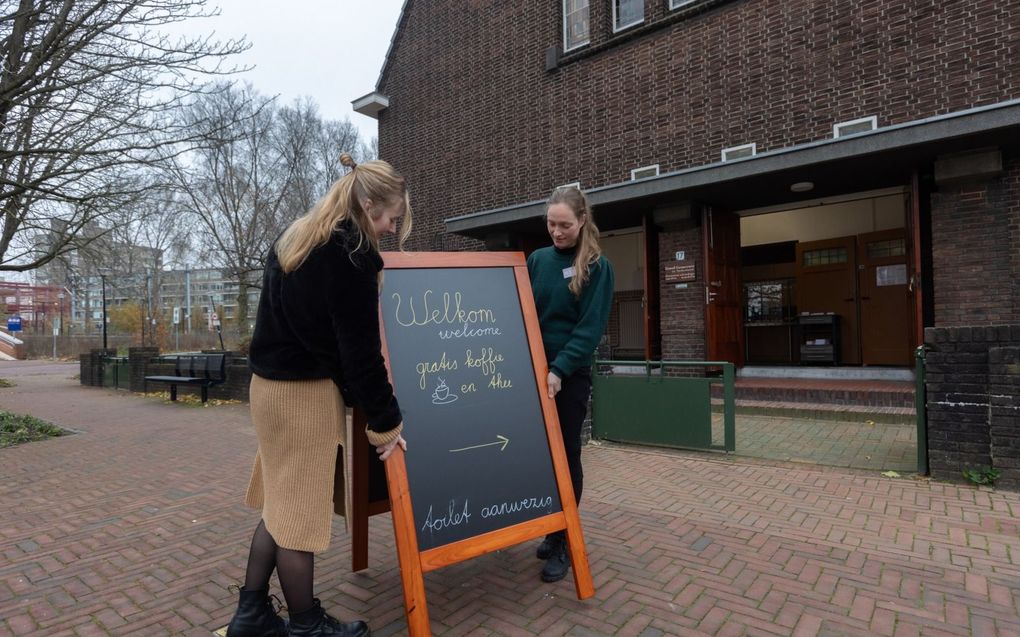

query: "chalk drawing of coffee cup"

left=431, top=377, right=458, bottom=405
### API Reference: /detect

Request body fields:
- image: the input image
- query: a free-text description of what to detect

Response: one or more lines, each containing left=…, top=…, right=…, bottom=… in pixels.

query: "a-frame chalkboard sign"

left=350, top=252, right=594, bottom=636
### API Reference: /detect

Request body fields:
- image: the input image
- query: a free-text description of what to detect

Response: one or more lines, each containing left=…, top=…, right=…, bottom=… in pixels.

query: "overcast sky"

left=193, top=0, right=405, bottom=144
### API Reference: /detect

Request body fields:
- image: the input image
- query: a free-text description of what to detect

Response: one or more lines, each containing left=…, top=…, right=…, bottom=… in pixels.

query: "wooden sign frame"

left=349, top=252, right=594, bottom=637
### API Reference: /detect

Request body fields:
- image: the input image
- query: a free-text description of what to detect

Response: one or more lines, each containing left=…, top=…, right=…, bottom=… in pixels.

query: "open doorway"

left=601, top=229, right=646, bottom=359
left=739, top=190, right=914, bottom=367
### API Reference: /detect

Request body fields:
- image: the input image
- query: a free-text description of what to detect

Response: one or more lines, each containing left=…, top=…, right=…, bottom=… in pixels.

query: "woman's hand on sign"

left=377, top=433, right=407, bottom=461
left=547, top=371, right=562, bottom=398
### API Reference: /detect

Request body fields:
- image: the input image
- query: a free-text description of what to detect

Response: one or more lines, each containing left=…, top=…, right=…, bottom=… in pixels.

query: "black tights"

left=556, top=369, right=590, bottom=506
left=549, top=369, right=591, bottom=542
left=243, top=520, right=315, bottom=614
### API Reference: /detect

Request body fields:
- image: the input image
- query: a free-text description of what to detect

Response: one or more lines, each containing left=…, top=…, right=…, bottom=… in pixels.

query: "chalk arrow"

left=449, top=434, right=510, bottom=453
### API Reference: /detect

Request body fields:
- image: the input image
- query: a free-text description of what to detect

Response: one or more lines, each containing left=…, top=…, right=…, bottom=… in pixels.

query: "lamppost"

left=60, top=288, right=68, bottom=335
left=53, top=292, right=64, bottom=359
left=100, top=274, right=108, bottom=350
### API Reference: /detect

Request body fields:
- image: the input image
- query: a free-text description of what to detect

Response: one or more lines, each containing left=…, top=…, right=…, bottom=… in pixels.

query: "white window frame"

left=721, top=143, right=757, bottom=162
left=670, top=0, right=698, bottom=9
left=563, top=0, right=590, bottom=53
left=612, top=0, right=644, bottom=33
left=833, top=115, right=878, bottom=138
left=558, top=181, right=582, bottom=190
left=630, top=164, right=660, bottom=180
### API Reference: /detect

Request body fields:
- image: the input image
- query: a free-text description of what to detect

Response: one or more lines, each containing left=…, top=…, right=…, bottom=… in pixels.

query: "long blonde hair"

left=276, top=153, right=412, bottom=273
left=547, top=185, right=601, bottom=297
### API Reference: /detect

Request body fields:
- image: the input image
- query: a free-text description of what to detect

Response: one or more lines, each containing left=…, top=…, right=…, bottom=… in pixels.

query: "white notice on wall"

left=876, top=264, right=908, bottom=287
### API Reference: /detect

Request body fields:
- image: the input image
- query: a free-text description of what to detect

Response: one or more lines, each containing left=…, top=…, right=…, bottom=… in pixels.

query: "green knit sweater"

left=527, top=246, right=615, bottom=379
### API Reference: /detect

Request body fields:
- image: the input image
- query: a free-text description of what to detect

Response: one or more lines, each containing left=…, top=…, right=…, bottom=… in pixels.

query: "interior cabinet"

left=798, top=314, right=841, bottom=364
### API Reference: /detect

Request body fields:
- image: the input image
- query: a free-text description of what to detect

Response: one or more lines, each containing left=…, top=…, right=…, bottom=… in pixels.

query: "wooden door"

left=857, top=229, right=912, bottom=366
left=642, top=213, right=661, bottom=360
left=703, top=206, right=744, bottom=365
left=907, top=173, right=925, bottom=348
left=796, top=236, right=859, bottom=364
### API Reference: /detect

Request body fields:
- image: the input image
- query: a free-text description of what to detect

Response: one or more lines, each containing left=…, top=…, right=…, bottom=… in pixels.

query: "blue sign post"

left=7, top=316, right=22, bottom=332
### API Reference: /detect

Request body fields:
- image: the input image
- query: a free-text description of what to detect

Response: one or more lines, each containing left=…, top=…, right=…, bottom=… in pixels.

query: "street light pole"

left=100, top=274, right=108, bottom=350
left=53, top=292, right=64, bottom=360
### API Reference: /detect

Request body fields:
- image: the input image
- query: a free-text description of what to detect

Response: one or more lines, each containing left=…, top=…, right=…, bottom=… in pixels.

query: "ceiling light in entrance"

left=790, top=181, right=815, bottom=193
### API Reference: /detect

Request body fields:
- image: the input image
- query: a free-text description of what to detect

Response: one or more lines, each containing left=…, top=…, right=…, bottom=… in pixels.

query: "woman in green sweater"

left=527, top=185, right=614, bottom=583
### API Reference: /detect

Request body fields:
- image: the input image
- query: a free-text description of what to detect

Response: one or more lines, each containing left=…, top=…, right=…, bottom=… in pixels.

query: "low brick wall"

left=924, top=325, right=1020, bottom=489
left=138, top=350, right=251, bottom=402
left=78, top=348, right=116, bottom=387
left=81, top=347, right=253, bottom=402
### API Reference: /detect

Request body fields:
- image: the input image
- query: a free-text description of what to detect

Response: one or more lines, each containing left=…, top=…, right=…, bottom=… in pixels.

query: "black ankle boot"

left=540, top=537, right=570, bottom=583
left=535, top=533, right=558, bottom=560
left=289, top=599, right=370, bottom=637
left=225, top=586, right=287, bottom=637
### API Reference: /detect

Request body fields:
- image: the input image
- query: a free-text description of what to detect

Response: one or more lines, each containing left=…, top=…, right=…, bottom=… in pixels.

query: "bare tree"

left=167, top=83, right=288, bottom=338
left=0, top=0, right=248, bottom=272
left=276, top=98, right=362, bottom=220
left=168, top=86, right=367, bottom=339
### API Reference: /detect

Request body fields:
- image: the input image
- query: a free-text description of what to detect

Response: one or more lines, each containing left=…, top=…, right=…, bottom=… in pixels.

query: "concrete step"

left=711, top=377, right=916, bottom=409
left=711, top=397, right=916, bottom=425
left=739, top=365, right=915, bottom=381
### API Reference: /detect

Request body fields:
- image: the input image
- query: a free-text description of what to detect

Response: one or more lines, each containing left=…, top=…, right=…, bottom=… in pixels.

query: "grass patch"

left=0, top=411, right=67, bottom=448
left=0, top=378, right=14, bottom=388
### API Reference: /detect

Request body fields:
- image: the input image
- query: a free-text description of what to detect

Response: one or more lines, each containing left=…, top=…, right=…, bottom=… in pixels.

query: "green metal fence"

left=915, top=345, right=929, bottom=475
left=101, top=356, right=130, bottom=390
left=591, top=360, right=735, bottom=452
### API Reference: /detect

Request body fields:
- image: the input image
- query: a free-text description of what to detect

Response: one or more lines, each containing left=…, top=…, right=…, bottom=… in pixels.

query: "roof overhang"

left=446, top=99, right=1020, bottom=239
left=352, top=92, right=390, bottom=119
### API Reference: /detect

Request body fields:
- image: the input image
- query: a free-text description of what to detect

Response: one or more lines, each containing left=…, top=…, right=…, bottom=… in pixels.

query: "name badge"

left=562, top=266, right=576, bottom=279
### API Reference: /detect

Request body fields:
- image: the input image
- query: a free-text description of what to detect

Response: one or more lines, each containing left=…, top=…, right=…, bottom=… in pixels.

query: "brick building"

left=354, top=1, right=1020, bottom=477
left=357, top=0, right=1019, bottom=366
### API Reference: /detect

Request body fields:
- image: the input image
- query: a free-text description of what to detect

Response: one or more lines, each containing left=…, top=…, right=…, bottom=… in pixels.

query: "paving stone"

left=1, top=361, right=1019, bottom=636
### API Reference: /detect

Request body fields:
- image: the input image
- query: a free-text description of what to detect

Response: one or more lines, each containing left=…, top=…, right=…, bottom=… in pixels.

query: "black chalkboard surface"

left=379, top=266, right=562, bottom=551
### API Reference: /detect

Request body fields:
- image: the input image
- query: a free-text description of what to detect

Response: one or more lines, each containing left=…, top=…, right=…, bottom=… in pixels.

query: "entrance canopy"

left=446, top=100, right=1020, bottom=240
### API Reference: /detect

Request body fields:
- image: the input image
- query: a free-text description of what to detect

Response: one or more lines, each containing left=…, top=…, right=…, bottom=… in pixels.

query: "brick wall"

left=378, top=0, right=1020, bottom=251
left=658, top=221, right=706, bottom=362
left=930, top=156, right=1020, bottom=326
left=924, top=325, right=1020, bottom=489
left=82, top=348, right=253, bottom=403
left=989, top=346, right=1020, bottom=489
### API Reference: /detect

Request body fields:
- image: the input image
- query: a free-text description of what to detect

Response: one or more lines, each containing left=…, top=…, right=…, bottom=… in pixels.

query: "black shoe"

left=540, top=541, right=570, bottom=583
left=225, top=586, right=288, bottom=637
left=289, top=599, right=370, bottom=637
left=536, top=534, right=558, bottom=560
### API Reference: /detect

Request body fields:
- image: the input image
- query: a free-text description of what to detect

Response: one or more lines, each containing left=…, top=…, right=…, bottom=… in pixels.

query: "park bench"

left=144, top=353, right=226, bottom=403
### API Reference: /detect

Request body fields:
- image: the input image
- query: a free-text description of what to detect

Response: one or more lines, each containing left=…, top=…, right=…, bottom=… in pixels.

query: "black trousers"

left=555, top=368, right=591, bottom=506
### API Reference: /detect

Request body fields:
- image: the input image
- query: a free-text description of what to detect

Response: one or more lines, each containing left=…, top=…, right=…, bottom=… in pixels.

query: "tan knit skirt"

left=244, top=374, right=351, bottom=552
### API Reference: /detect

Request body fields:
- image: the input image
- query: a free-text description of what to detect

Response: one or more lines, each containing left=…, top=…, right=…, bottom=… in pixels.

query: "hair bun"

left=339, top=153, right=357, bottom=169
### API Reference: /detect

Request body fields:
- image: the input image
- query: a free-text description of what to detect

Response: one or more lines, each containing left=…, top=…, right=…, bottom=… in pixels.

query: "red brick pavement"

left=2, top=361, right=1020, bottom=636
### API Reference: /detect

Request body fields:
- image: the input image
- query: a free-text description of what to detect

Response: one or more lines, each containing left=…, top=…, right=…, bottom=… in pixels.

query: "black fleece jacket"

left=248, top=223, right=401, bottom=434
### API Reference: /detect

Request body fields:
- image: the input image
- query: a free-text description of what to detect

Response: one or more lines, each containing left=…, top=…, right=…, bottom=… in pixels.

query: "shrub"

left=0, top=411, right=66, bottom=448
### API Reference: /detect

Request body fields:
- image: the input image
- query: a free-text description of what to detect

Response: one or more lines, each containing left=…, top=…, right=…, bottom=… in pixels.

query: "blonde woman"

left=226, top=154, right=411, bottom=637
left=526, top=185, right=614, bottom=583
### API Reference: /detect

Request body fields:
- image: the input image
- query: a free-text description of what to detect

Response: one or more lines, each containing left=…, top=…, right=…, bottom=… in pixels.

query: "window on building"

left=866, top=238, right=906, bottom=259
left=833, top=116, right=878, bottom=138
left=563, top=0, right=589, bottom=51
left=614, top=0, right=644, bottom=31
left=803, top=247, right=848, bottom=267
left=721, top=143, right=757, bottom=162
left=630, top=164, right=660, bottom=180
left=744, top=279, right=796, bottom=323
left=670, top=0, right=697, bottom=9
